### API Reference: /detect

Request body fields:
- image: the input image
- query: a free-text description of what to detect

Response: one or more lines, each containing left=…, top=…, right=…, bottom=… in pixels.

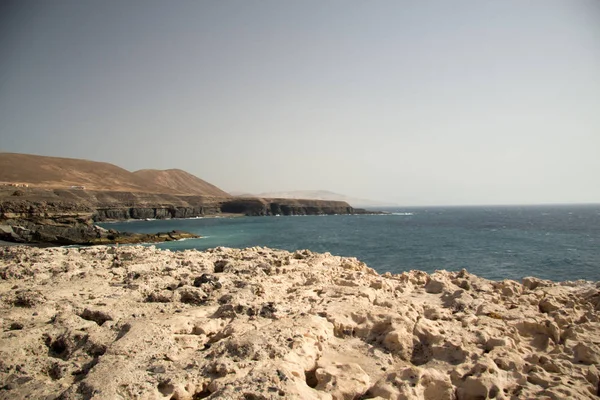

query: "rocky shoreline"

left=1, top=245, right=599, bottom=399
left=0, top=187, right=382, bottom=246
left=0, top=221, right=200, bottom=247
left=0, top=187, right=374, bottom=221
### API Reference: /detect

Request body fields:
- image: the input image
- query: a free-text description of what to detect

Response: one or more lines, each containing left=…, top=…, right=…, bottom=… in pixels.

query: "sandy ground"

left=1, top=245, right=599, bottom=399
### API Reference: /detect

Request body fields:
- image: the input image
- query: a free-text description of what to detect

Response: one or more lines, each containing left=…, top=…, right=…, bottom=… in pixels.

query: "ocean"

left=99, top=204, right=600, bottom=282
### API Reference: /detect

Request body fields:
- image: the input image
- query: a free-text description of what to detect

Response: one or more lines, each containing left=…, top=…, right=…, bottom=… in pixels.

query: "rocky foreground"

left=0, top=246, right=599, bottom=400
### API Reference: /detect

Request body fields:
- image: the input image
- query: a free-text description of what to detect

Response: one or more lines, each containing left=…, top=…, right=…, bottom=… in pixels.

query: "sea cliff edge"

left=0, top=187, right=381, bottom=246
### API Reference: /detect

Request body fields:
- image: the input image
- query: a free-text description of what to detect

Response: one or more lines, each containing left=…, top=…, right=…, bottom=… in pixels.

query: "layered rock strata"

left=0, top=188, right=364, bottom=222
left=1, top=246, right=599, bottom=399
left=0, top=188, right=368, bottom=245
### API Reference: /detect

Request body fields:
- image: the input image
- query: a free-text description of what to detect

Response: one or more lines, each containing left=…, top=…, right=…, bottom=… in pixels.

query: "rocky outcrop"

left=1, top=246, right=598, bottom=399
left=220, top=197, right=358, bottom=216
left=0, top=190, right=204, bottom=245
left=88, top=230, right=200, bottom=245
left=0, top=188, right=377, bottom=245
left=0, top=220, right=199, bottom=246
left=94, top=197, right=361, bottom=219
left=0, top=188, right=365, bottom=222
left=94, top=206, right=219, bottom=221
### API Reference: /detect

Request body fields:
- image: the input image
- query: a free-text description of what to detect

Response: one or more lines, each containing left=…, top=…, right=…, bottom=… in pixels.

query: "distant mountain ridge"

left=0, top=152, right=230, bottom=197
left=251, top=190, right=397, bottom=208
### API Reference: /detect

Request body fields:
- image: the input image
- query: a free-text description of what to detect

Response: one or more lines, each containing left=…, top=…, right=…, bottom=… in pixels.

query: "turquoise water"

left=100, top=204, right=600, bottom=282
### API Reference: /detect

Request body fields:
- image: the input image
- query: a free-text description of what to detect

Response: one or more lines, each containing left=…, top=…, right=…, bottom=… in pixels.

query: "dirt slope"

left=0, top=153, right=229, bottom=196
left=0, top=153, right=170, bottom=192
left=133, top=169, right=230, bottom=197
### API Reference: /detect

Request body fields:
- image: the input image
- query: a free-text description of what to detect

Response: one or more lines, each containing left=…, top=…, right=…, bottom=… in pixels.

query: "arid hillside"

left=0, top=153, right=167, bottom=192
left=0, top=153, right=229, bottom=197
left=133, top=168, right=230, bottom=197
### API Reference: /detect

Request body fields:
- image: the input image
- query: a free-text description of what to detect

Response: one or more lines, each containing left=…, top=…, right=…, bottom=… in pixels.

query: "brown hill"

left=0, top=153, right=173, bottom=192
left=133, top=169, right=230, bottom=197
left=0, top=153, right=229, bottom=196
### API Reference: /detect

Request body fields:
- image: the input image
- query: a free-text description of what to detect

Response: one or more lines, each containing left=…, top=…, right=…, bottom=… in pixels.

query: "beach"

left=1, top=245, right=599, bottom=399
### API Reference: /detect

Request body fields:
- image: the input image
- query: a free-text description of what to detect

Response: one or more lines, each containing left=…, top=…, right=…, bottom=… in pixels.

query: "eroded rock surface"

left=0, top=246, right=599, bottom=399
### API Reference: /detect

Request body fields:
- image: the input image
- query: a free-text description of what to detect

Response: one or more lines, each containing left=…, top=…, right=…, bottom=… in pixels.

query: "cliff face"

left=0, top=153, right=372, bottom=246
left=0, top=188, right=359, bottom=221
left=0, top=188, right=364, bottom=244
left=219, top=197, right=356, bottom=216
left=93, top=192, right=223, bottom=221
left=0, top=195, right=202, bottom=245
left=94, top=198, right=358, bottom=219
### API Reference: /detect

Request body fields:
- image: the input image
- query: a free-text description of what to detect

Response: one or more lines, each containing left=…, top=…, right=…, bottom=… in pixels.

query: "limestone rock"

left=315, top=362, right=370, bottom=400
left=0, top=245, right=598, bottom=399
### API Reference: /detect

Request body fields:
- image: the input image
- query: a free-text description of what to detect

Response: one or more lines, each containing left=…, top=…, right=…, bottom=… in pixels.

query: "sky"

left=1, top=0, right=599, bottom=206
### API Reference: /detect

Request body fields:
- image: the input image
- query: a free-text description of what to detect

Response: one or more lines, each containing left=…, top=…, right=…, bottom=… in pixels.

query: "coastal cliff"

left=0, top=153, right=376, bottom=245
left=0, top=188, right=368, bottom=245
left=0, top=188, right=362, bottom=220
left=219, top=197, right=356, bottom=217
left=0, top=245, right=599, bottom=399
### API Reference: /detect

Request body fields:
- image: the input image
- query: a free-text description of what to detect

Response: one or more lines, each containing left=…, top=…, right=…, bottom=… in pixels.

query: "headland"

left=0, top=153, right=376, bottom=246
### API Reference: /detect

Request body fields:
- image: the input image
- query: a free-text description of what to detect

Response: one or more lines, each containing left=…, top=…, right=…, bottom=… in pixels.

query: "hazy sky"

left=1, top=1, right=599, bottom=206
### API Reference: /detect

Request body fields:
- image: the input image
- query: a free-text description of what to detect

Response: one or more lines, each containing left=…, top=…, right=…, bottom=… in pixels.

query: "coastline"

left=0, top=186, right=381, bottom=247
left=96, top=212, right=248, bottom=224
left=1, top=245, right=598, bottom=399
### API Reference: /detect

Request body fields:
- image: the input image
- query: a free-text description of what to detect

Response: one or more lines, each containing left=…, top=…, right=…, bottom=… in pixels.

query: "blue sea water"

left=100, top=204, right=600, bottom=282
